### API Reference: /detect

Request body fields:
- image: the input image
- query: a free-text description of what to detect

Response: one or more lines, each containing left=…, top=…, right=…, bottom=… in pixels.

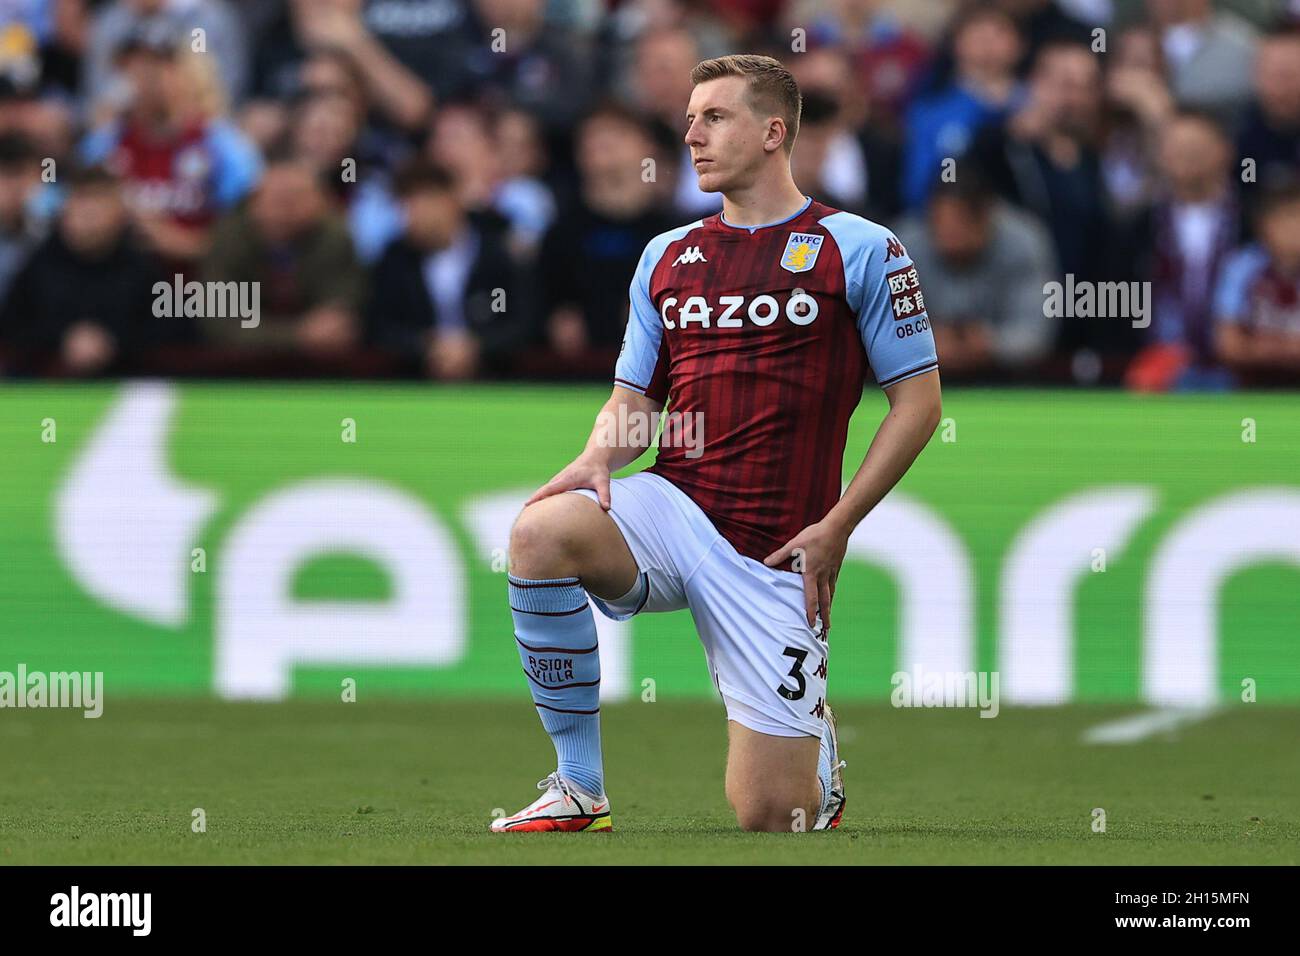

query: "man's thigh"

left=510, top=491, right=640, bottom=598
left=568, top=473, right=706, bottom=616
left=688, top=540, right=830, bottom=740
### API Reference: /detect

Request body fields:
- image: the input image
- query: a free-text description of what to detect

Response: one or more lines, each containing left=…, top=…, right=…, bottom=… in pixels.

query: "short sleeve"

left=1213, top=246, right=1268, bottom=325
left=205, top=121, right=263, bottom=209
left=821, top=212, right=939, bottom=388
left=613, top=222, right=701, bottom=403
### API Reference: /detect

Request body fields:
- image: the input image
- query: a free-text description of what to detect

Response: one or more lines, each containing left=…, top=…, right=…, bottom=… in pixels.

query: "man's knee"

left=728, top=787, right=818, bottom=833
left=509, top=494, right=600, bottom=578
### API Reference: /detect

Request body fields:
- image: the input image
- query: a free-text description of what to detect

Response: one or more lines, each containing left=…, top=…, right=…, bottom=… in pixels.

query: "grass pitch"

left=0, top=699, right=1296, bottom=865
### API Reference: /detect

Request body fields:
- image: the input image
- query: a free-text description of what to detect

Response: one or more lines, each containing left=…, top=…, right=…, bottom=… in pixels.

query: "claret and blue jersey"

left=614, top=195, right=940, bottom=566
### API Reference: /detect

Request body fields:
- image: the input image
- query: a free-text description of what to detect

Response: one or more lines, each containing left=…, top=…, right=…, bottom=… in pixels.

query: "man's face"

left=1256, top=39, right=1300, bottom=125
left=1115, top=26, right=1160, bottom=71
left=788, top=49, right=849, bottom=106
left=61, top=186, right=127, bottom=255
left=250, top=165, right=325, bottom=244
left=1033, top=48, right=1101, bottom=134
left=429, top=108, right=494, bottom=175
left=954, top=16, right=1021, bottom=78
left=684, top=76, right=780, bottom=194
left=121, top=50, right=174, bottom=117
left=929, top=196, right=990, bottom=263
left=294, top=96, right=359, bottom=164
left=1261, top=201, right=1300, bottom=269
left=1158, top=117, right=1229, bottom=191
left=578, top=116, right=646, bottom=186
left=300, top=55, right=366, bottom=118
left=635, top=32, right=698, bottom=116
left=403, top=188, right=461, bottom=249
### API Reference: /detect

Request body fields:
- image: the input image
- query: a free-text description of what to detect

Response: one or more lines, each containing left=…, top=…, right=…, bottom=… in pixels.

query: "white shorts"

left=570, top=472, right=828, bottom=738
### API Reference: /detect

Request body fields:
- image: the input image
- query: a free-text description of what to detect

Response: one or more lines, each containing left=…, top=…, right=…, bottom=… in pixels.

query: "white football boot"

left=813, top=705, right=847, bottom=830
left=491, top=772, right=613, bottom=833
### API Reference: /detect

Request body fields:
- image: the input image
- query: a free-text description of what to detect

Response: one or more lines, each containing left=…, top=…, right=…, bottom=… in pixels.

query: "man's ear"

left=765, top=118, right=787, bottom=153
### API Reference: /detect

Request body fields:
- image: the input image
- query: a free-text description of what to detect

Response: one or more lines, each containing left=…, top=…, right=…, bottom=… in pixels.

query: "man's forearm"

left=580, top=387, right=662, bottom=473
left=823, top=375, right=942, bottom=536
left=349, top=33, right=434, bottom=131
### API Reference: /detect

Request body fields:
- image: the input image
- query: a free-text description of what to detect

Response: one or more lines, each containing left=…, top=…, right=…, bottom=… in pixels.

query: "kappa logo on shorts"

left=780, top=232, right=823, bottom=274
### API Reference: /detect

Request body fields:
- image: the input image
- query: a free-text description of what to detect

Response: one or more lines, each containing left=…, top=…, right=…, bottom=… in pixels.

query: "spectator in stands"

left=23, top=0, right=92, bottom=102
left=425, top=100, right=555, bottom=262
left=971, top=39, right=1118, bottom=364
left=1126, top=111, right=1242, bottom=391
left=0, top=133, right=44, bottom=306
left=494, top=106, right=553, bottom=211
left=1101, top=24, right=1176, bottom=220
left=788, top=0, right=932, bottom=134
left=291, top=93, right=363, bottom=198
left=0, top=68, right=78, bottom=176
left=595, top=0, right=733, bottom=119
left=366, top=159, right=534, bottom=380
left=895, top=173, right=1057, bottom=377
left=902, top=5, right=1024, bottom=210
left=536, top=103, right=677, bottom=367
left=995, top=0, right=1095, bottom=74
left=459, top=0, right=596, bottom=134
left=249, top=0, right=434, bottom=135
left=80, top=31, right=261, bottom=267
left=629, top=26, right=720, bottom=217
left=1213, top=180, right=1300, bottom=385
left=1237, top=29, right=1300, bottom=225
left=285, top=79, right=405, bottom=264
left=0, top=0, right=1286, bottom=387
left=202, top=154, right=364, bottom=354
left=787, top=44, right=902, bottom=222
left=0, top=0, right=51, bottom=99
left=1146, top=0, right=1258, bottom=123
left=84, top=0, right=249, bottom=110
left=0, top=164, right=163, bottom=374
left=283, top=0, right=470, bottom=112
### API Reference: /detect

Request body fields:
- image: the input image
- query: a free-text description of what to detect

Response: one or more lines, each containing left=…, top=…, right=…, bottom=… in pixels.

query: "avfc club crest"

left=780, top=232, right=823, bottom=274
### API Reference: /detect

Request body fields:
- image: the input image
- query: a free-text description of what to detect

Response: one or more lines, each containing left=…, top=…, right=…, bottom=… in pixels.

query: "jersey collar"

left=719, top=195, right=813, bottom=234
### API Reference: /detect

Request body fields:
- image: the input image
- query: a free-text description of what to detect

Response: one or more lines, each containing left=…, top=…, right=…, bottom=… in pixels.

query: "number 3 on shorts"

left=775, top=646, right=807, bottom=701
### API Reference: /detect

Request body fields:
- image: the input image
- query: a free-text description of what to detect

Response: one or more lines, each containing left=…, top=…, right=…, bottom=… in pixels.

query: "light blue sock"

left=510, top=574, right=604, bottom=796
left=817, top=721, right=835, bottom=813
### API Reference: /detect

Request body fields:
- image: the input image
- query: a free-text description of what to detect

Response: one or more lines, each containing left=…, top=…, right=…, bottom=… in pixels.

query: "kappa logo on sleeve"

left=886, top=264, right=927, bottom=321
left=884, top=236, right=907, bottom=261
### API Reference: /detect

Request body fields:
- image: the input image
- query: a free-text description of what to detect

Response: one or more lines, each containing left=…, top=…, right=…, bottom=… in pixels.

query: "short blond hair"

left=689, top=54, right=802, bottom=154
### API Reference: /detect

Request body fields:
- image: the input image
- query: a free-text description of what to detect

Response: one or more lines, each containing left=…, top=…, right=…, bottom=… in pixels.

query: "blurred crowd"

left=0, top=0, right=1297, bottom=388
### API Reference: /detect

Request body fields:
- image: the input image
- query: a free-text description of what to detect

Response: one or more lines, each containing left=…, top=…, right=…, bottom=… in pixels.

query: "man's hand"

left=426, top=329, right=480, bottom=380
left=297, top=306, right=359, bottom=355
left=62, top=321, right=116, bottom=375
left=525, top=453, right=613, bottom=510
left=767, top=369, right=941, bottom=632
left=764, top=519, right=849, bottom=632
left=548, top=307, right=589, bottom=358
left=525, top=386, right=661, bottom=511
left=295, top=0, right=365, bottom=53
